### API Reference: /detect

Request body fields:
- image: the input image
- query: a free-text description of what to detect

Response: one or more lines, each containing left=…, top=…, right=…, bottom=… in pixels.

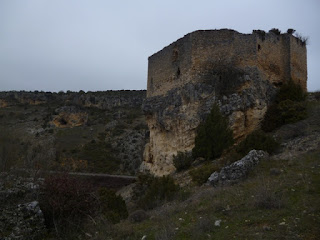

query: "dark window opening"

left=219, top=75, right=222, bottom=80
left=176, top=68, right=181, bottom=78
left=59, top=118, right=67, bottom=125
left=273, top=82, right=283, bottom=87
left=258, top=44, right=261, bottom=51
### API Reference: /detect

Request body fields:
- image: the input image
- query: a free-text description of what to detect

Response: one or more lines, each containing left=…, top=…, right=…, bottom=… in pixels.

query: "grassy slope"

left=2, top=93, right=319, bottom=239
left=106, top=150, right=319, bottom=240
left=94, top=96, right=320, bottom=240
left=0, top=102, right=147, bottom=175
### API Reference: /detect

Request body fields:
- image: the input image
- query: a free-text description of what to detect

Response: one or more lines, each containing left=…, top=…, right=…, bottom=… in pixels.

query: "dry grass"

left=94, top=149, right=320, bottom=240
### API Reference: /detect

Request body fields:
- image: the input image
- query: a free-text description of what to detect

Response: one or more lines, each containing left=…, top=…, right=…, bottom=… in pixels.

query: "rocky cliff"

left=141, top=72, right=276, bottom=175
left=0, top=90, right=146, bottom=110
left=141, top=29, right=307, bottom=176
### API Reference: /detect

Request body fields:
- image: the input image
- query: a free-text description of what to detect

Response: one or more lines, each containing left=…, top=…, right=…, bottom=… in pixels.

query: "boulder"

left=208, top=150, right=268, bottom=186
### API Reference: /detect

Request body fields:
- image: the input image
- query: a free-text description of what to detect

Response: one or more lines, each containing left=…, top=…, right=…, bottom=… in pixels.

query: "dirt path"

left=52, top=171, right=137, bottom=190
left=14, top=168, right=137, bottom=190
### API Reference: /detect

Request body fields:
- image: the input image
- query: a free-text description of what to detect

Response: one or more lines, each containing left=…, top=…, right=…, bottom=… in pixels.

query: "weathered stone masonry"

left=141, top=29, right=307, bottom=176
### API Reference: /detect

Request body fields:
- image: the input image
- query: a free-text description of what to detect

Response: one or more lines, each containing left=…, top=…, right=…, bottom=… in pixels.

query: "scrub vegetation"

left=1, top=90, right=319, bottom=239
left=262, top=80, right=307, bottom=132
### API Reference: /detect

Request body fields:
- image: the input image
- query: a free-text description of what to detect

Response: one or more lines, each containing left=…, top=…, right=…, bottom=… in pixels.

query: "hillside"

left=0, top=92, right=319, bottom=240
left=0, top=90, right=147, bottom=175
left=95, top=93, right=320, bottom=239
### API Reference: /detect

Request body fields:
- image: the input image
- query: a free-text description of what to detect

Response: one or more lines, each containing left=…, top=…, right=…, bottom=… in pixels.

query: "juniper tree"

left=192, top=104, right=234, bottom=160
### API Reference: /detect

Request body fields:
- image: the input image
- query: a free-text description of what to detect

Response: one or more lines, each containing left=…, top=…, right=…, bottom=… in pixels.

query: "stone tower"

left=141, top=29, right=307, bottom=176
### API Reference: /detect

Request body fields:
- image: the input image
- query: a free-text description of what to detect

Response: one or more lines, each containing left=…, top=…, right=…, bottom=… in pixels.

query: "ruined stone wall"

left=147, top=30, right=258, bottom=97
left=289, top=36, right=308, bottom=90
left=256, top=33, right=290, bottom=86
left=148, top=30, right=307, bottom=98
left=147, top=35, right=192, bottom=97
left=255, top=33, right=307, bottom=90
left=190, top=30, right=257, bottom=73
left=142, top=29, right=307, bottom=176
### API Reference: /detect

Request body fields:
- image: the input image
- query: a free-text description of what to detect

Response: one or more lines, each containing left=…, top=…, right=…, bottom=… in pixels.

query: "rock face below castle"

left=141, top=29, right=307, bottom=176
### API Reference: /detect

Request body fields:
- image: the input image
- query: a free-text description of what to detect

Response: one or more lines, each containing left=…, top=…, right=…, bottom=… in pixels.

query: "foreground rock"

left=0, top=201, right=45, bottom=240
left=208, top=150, right=268, bottom=186
left=0, top=172, right=46, bottom=239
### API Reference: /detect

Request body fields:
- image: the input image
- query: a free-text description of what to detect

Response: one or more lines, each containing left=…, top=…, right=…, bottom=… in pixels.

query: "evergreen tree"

left=192, top=104, right=234, bottom=160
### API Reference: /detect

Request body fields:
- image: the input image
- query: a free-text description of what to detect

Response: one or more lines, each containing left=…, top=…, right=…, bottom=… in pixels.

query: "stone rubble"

left=208, top=150, right=268, bottom=186
left=0, top=172, right=46, bottom=239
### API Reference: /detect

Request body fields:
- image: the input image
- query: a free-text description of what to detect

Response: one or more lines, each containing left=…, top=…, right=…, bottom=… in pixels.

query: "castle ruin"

left=142, top=29, right=307, bottom=176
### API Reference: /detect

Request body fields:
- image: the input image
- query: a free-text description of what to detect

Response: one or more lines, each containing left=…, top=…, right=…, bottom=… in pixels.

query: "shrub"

left=261, top=104, right=282, bottom=132
left=190, top=130, right=277, bottom=186
left=191, top=216, right=216, bottom=239
left=262, top=80, right=307, bottom=132
left=276, top=80, right=306, bottom=103
left=218, top=149, right=243, bottom=167
left=189, top=163, right=220, bottom=186
left=40, top=174, right=96, bottom=235
left=236, top=130, right=279, bottom=156
left=173, top=151, right=193, bottom=172
left=80, top=140, right=120, bottom=173
left=269, top=28, right=281, bottom=35
left=278, top=100, right=307, bottom=124
left=128, top=209, right=148, bottom=223
left=295, top=33, right=309, bottom=46
left=253, top=179, right=284, bottom=209
left=55, top=157, right=88, bottom=172
left=134, top=123, right=148, bottom=130
left=135, top=173, right=155, bottom=189
left=138, top=175, right=178, bottom=210
left=0, top=132, right=20, bottom=171
left=313, top=91, right=320, bottom=101
left=192, top=104, right=234, bottom=160
left=98, top=187, right=128, bottom=223
left=287, top=28, right=296, bottom=34
left=155, top=226, right=175, bottom=240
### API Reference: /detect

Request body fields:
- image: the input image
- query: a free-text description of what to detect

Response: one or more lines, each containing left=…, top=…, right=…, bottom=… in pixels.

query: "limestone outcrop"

left=208, top=150, right=268, bottom=186
left=0, top=90, right=146, bottom=110
left=51, top=106, right=88, bottom=128
left=141, top=29, right=307, bottom=176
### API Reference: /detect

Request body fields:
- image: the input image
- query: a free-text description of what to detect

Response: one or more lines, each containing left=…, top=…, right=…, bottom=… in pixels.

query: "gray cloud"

left=0, top=0, right=319, bottom=92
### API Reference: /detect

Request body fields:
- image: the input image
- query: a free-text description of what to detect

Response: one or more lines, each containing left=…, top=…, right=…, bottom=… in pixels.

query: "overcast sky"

left=0, top=0, right=319, bottom=92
